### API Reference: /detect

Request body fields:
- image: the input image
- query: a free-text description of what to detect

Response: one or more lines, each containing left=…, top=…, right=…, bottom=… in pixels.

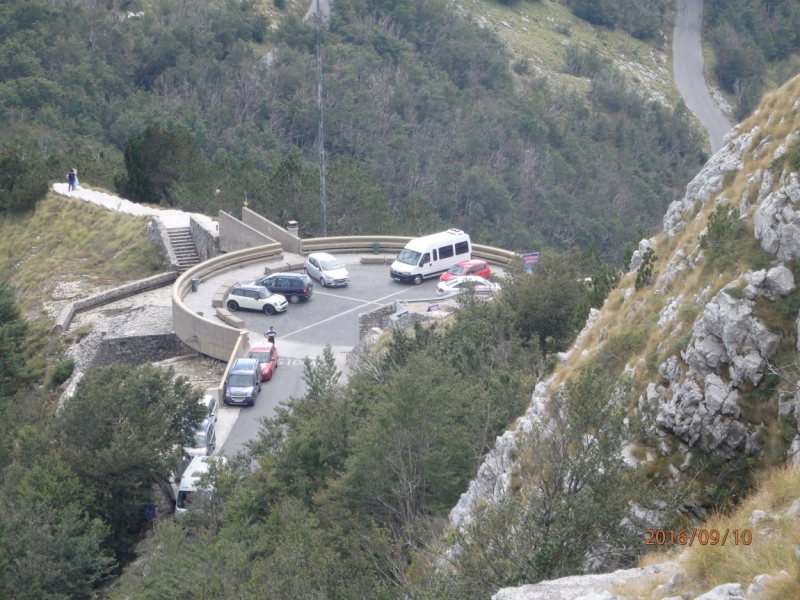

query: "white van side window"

left=455, top=241, right=469, bottom=255
left=439, top=245, right=454, bottom=259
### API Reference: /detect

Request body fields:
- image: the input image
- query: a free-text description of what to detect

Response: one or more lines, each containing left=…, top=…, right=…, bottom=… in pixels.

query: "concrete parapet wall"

left=172, top=243, right=282, bottom=361
left=218, top=331, right=250, bottom=392
left=53, top=271, right=180, bottom=333
left=146, top=218, right=182, bottom=271
left=191, top=215, right=219, bottom=260
left=472, top=243, right=517, bottom=265
left=302, top=236, right=412, bottom=256
left=242, top=207, right=302, bottom=255
left=219, top=210, right=274, bottom=253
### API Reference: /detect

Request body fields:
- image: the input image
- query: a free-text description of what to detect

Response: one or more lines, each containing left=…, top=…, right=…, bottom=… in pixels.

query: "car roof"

left=267, top=271, right=306, bottom=278
left=308, top=252, right=336, bottom=261
left=455, top=259, right=486, bottom=266
left=232, top=358, right=258, bottom=369
left=248, top=343, right=274, bottom=353
left=194, top=419, right=212, bottom=434
left=446, top=276, right=489, bottom=284
left=234, top=284, right=266, bottom=291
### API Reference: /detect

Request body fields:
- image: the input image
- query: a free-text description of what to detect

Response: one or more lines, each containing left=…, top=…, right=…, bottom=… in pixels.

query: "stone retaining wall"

left=191, top=215, right=219, bottom=261
left=146, top=218, right=182, bottom=271
left=358, top=303, right=396, bottom=340
left=92, top=334, right=194, bottom=367
left=53, top=271, right=180, bottom=333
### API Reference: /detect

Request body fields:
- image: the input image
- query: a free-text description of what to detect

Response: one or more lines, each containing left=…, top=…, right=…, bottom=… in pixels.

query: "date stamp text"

left=645, top=529, right=752, bottom=546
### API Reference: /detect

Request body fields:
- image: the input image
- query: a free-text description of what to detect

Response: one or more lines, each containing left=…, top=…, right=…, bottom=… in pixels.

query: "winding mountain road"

left=673, top=0, right=732, bottom=153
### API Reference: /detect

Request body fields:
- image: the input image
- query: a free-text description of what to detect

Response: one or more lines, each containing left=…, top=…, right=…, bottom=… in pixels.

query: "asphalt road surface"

left=219, top=262, right=442, bottom=455
left=673, top=0, right=732, bottom=153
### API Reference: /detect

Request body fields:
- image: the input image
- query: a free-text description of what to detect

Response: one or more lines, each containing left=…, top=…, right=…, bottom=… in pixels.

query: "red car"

left=247, top=343, right=279, bottom=381
left=439, top=259, right=492, bottom=282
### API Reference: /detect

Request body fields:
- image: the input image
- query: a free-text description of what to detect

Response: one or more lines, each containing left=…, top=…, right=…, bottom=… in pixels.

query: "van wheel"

left=227, top=300, right=239, bottom=311
left=320, top=277, right=327, bottom=287
left=413, top=275, right=423, bottom=285
left=263, top=304, right=275, bottom=315
left=288, top=294, right=300, bottom=303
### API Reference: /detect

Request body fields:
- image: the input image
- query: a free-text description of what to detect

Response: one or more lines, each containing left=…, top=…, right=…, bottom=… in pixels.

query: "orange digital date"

left=645, top=529, right=752, bottom=546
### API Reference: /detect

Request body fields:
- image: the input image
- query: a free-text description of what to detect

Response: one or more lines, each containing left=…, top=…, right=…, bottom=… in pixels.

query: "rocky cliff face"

left=450, top=77, right=800, bottom=571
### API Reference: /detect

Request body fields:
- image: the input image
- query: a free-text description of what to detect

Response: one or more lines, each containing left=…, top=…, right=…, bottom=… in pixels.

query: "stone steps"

left=167, top=228, right=200, bottom=270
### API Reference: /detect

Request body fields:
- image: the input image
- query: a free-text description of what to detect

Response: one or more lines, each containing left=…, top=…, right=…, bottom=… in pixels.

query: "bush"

left=48, top=359, right=75, bottom=389
left=0, top=144, right=48, bottom=214
left=634, top=247, right=657, bottom=290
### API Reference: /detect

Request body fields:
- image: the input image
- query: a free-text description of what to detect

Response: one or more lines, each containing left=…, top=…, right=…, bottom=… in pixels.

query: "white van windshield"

left=397, top=249, right=421, bottom=265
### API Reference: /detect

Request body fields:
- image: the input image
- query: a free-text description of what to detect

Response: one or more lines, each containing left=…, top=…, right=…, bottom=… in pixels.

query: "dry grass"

left=0, top=193, right=164, bottom=313
left=459, top=0, right=679, bottom=106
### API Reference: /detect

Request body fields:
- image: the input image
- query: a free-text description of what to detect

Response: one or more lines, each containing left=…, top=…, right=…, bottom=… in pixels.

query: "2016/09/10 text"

left=645, top=529, right=752, bottom=546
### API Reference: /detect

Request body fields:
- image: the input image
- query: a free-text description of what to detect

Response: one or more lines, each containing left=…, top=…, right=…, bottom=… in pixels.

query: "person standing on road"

left=265, top=326, right=277, bottom=345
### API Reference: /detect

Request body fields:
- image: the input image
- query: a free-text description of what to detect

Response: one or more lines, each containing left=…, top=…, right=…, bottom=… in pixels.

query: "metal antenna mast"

left=316, top=0, right=327, bottom=236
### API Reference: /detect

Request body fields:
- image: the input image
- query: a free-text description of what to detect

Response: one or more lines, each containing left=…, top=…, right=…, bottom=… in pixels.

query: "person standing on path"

left=67, top=169, right=76, bottom=191
left=265, top=326, right=277, bottom=345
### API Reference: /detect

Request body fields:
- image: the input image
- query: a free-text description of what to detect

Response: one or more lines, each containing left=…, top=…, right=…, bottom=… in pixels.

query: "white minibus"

left=390, top=229, right=471, bottom=285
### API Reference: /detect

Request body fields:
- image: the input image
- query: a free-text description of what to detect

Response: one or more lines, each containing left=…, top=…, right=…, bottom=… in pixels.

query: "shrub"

left=49, top=359, right=75, bottom=389
left=634, top=247, right=657, bottom=290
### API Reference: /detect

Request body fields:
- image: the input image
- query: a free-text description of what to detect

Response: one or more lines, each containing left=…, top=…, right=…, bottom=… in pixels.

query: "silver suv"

left=227, top=284, right=288, bottom=315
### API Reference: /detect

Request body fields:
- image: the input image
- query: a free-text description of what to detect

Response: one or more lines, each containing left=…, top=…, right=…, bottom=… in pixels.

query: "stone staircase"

left=167, top=228, right=200, bottom=270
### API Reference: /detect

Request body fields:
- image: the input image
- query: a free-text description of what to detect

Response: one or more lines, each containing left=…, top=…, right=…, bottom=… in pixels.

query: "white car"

left=304, top=253, right=350, bottom=287
left=436, top=276, right=502, bottom=296
left=227, top=284, right=288, bottom=315
left=200, top=394, right=218, bottom=423
left=184, top=419, right=216, bottom=458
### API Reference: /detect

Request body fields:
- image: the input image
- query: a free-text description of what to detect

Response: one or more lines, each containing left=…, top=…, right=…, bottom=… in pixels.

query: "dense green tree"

left=114, top=123, right=204, bottom=206
left=438, top=367, right=671, bottom=597
left=56, top=364, right=204, bottom=560
left=501, top=251, right=586, bottom=358
left=0, top=143, right=48, bottom=214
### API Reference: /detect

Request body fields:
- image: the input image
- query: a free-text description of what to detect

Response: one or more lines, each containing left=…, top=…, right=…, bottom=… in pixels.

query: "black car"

left=253, top=272, right=314, bottom=303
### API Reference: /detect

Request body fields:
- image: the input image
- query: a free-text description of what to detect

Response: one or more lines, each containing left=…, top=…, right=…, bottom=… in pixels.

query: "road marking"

left=313, top=289, right=399, bottom=307
left=282, top=288, right=410, bottom=339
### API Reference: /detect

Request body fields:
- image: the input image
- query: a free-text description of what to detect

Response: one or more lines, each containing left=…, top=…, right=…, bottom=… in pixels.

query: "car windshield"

left=257, top=288, right=271, bottom=298
left=397, top=249, right=421, bottom=265
left=176, top=490, right=192, bottom=509
left=320, top=260, right=341, bottom=270
left=193, top=431, right=207, bottom=447
left=449, top=265, right=467, bottom=275
left=248, top=352, right=272, bottom=362
left=228, top=374, right=252, bottom=387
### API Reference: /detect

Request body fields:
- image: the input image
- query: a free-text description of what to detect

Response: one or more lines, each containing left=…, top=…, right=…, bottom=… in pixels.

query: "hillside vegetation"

left=0, top=0, right=703, bottom=259
left=704, top=0, right=800, bottom=120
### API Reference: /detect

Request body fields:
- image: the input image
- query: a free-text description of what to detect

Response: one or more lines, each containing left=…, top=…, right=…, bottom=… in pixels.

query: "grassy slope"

left=0, top=193, right=163, bottom=317
left=540, top=75, right=800, bottom=598
left=457, top=0, right=679, bottom=106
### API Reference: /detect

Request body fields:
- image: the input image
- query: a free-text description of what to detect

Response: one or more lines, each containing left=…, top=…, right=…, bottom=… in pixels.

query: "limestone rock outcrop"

left=753, top=171, right=800, bottom=260
left=663, top=127, right=755, bottom=238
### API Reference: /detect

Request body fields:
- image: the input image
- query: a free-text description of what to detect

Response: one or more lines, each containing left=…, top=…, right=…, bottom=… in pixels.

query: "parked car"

left=436, top=276, right=502, bottom=296
left=200, top=394, right=218, bottom=424
left=162, top=458, right=193, bottom=505
left=223, top=358, right=261, bottom=406
left=175, top=455, right=227, bottom=513
left=247, top=342, right=279, bottom=381
left=253, top=272, right=313, bottom=303
left=226, top=284, right=288, bottom=315
left=184, top=419, right=216, bottom=458
left=304, top=252, right=350, bottom=287
left=439, top=259, right=491, bottom=282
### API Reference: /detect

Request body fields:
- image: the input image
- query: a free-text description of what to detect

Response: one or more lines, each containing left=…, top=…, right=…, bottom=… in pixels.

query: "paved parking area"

left=181, top=254, right=444, bottom=455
